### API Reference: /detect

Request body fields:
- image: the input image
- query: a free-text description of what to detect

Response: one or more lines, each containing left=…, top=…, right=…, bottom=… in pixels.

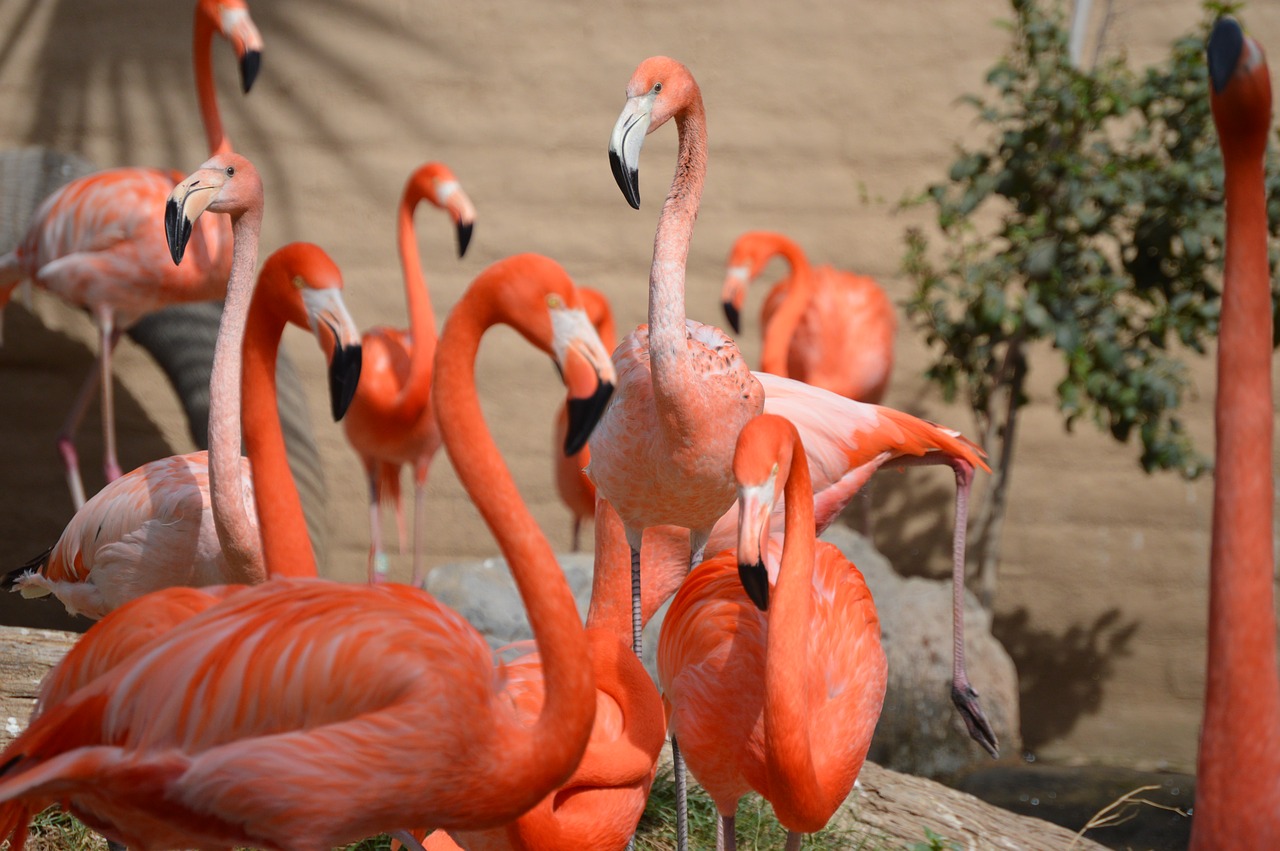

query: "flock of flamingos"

left=0, top=2, right=1275, bottom=848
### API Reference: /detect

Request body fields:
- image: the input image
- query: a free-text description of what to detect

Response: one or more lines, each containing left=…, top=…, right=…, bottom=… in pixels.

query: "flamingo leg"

left=571, top=515, right=582, bottom=552
left=878, top=453, right=998, bottom=757
left=672, top=735, right=690, bottom=851
left=625, top=526, right=644, bottom=657
left=366, top=467, right=389, bottom=584
left=97, top=309, right=123, bottom=484
left=56, top=324, right=123, bottom=509
left=717, top=814, right=736, bottom=851
left=410, top=462, right=430, bottom=589
left=945, top=459, right=999, bottom=757
left=782, top=830, right=802, bottom=851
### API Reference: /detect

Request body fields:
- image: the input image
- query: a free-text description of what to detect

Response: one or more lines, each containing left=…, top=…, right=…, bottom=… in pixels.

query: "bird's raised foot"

left=951, top=682, right=999, bottom=758
left=104, top=459, right=124, bottom=483
left=57, top=436, right=87, bottom=509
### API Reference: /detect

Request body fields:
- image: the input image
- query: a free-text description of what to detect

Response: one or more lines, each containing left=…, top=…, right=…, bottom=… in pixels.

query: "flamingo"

left=659, top=414, right=887, bottom=851
left=552, top=286, right=618, bottom=551
left=590, top=56, right=766, bottom=664
left=342, top=161, right=476, bottom=586
left=412, top=498, right=667, bottom=851
left=0, top=0, right=262, bottom=509
left=5, top=240, right=363, bottom=619
left=721, top=230, right=896, bottom=404
left=1190, top=17, right=1280, bottom=846
left=0, top=240, right=618, bottom=848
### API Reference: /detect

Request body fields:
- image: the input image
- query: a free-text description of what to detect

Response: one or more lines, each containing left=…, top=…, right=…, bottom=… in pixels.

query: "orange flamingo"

left=342, top=161, right=476, bottom=586
left=0, top=251, right=617, bottom=850
left=659, top=414, right=887, bottom=851
left=552, top=286, right=618, bottom=551
left=1190, top=18, right=1280, bottom=846
left=0, top=0, right=263, bottom=509
left=591, top=56, right=766, bottom=662
left=721, top=230, right=896, bottom=404
left=412, top=498, right=667, bottom=851
left=6, top=240, right=363, bottom=618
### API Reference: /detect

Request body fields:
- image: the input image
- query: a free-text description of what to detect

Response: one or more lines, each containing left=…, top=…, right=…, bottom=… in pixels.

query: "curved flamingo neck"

left=433, top=279, right=594, bottom=791
left=648, top=97, right=707, bottom=428
left=755, top=235, right=813, bottom=376
left=208, top=203, right=264, bottom=580
left=193, top=8, right=231, bottom=156
left=1197, top=97, right=1280, bottom=824
left=391, top=182, right=440, bottom=417
left=241, top=283, right=318, bottom=578
left=762, top=431, right=825, bottom=817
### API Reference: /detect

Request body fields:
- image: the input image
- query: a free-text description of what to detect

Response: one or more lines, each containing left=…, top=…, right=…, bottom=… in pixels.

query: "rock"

left=821, top=524, right=1023, bottom=779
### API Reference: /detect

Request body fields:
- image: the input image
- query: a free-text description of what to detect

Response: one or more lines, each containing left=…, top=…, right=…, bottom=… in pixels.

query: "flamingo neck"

left=1198, top=138, right=1280, bottom=817
left=193, top=9, right=231, bottom=156
left=208, top=205, right=265, bottom=581
left=763, top=435, right=825, bottom=818
left=433, top=283, right=594, bottom=793
left=241, top=285, right=318, bottom=578
left=756, top=235, right=813, bottom=377
left=391, top=184, right=439, bottom=416
left=648, top=101, right=707, bottom=418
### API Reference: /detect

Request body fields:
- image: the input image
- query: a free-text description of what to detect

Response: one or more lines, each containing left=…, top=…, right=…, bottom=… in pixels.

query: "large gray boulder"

left=820, top=524, right=1022, bottom=779
left=428, top=525, right=1020, bottom=779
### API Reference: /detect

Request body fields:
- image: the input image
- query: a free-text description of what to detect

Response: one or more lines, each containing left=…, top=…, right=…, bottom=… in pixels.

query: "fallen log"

left=0, top=624, right=79, bottom=747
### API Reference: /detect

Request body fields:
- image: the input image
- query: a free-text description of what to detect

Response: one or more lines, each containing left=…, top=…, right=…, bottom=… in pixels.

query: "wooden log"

left=0, top=624, right=78, bottom=748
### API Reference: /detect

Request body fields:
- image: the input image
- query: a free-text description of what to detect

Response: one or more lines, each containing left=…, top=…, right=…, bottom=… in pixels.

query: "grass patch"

left=2, top=807, right=107, bottom=851
left=633, top=766, right=876, bottom=850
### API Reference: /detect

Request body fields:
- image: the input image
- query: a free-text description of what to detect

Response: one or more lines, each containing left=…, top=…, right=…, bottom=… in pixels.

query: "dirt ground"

left=0, top=0, right=1277, bottom=774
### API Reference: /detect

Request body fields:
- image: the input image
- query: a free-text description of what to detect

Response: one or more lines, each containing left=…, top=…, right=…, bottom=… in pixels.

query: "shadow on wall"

left=0, top=0, right=451, bottom=236
left=994, top=606, right=1140, bottom=752
left=0, top=305, right=175, bottom=631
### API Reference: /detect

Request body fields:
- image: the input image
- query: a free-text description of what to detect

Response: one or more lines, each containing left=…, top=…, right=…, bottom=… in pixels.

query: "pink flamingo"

left=590, top=56, right=766, bottom=663
left=1191, top=17, right=1280, bottom=846
left=0, top=0, right=263, bottom=508
left=552, top=286, right=618, bottom=551
left=342, top=162, right=476, bottom=586
left=659, top=414, right=887, bottom=851
left=721, top=230, right=896, bottom=404
left=6, top=239, right=363, bottom=619
left=0, top=238, right=617, bottom=848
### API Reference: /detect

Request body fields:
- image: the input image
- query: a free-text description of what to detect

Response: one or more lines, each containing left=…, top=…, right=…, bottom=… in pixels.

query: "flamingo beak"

left=609, top=94, right=654, bottom=210
left=240, top=50, right=262, bottom=94
left=1208, top=17, right=1245, bottom=94
left=735, top=480, right=775, bottom=611
left=220, top=7, right=265, bottom=93
left=165, top=178, right=219, bottom=265
left=722, top=267, right=749, bottom=334
left=553, top=307, right=617, bottom=455
left=302, top=288, right=363, bottom=421
left=436, top=181, right=477, bottom=258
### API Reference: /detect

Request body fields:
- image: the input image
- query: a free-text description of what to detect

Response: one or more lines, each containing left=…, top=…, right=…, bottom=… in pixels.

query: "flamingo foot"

left=58, top=436, right=87, bottom=510
left=951, top=680, right=999, bottom=758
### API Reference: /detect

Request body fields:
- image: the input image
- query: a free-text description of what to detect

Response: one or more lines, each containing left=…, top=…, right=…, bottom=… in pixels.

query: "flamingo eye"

left=225, top=166, right=235, bottom=176
left=292, top=275, right=306, bottom=289
left=547, top=294, right=564, bottom=309
left=653, top=82, right=662, bottom=94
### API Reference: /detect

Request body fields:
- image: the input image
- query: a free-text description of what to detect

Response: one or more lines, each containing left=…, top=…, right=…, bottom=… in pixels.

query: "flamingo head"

left=464, top=254, right=617, bottom=456
left=609, top=56, right=700, bottom=209
left=255, top=243, right=363, bottom=421
left=733, top=414, right=798, bottom=611
left=407, top=162, right=477, bottom=258
left=721, top=231, right=786, bottom=334
left=165, top=153, right=261, bottom=265
left=1208, top=16, right=1272, bottom=160
left=199, top=0, right=264, bottom=93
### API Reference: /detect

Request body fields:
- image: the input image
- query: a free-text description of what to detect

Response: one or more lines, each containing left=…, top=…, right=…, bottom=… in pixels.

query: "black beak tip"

left=738, top=560, right=769, bottom=611
left=164, top=199, right=189, bottom=266
left=240, top=51, right=262, bottom=94
left=1208, top=17, right=1244, bottom=94
left=456, top=221, right=474, bottom=258
left=723, top=301, right=741, bottom=335
left=564, top=380, right=615, bottom=456
left=609, top=149, right=641, bottom=210
left=328, top=343, right=362, bottom=421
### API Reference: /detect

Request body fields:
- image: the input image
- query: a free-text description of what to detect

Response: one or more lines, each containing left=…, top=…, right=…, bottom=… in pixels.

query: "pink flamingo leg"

left=366, top=468, right=389, bottom=584
left=56, top=323, right=123, bottom=509
left=97, top=310, right=124, bottom=484
left=410, top=461, right=430, bottom=589
left=717, top=815, right=735, bottom=851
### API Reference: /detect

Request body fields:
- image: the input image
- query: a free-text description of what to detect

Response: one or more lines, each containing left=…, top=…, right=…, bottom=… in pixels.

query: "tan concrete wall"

left=0, top=0, right=1277, bottom=771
